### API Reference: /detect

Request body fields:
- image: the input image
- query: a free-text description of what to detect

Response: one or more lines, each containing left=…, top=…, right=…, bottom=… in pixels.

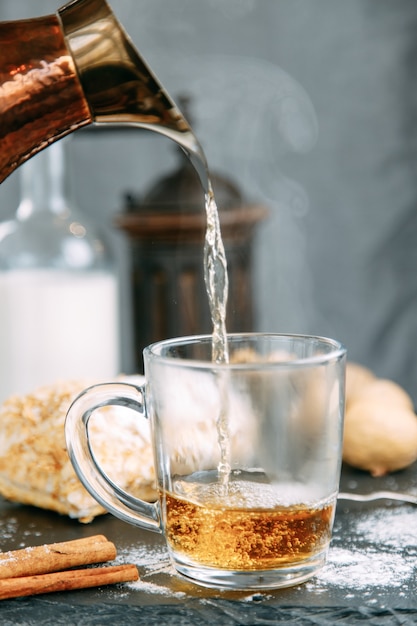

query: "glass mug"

left=65, top=333, right=346, bottom=590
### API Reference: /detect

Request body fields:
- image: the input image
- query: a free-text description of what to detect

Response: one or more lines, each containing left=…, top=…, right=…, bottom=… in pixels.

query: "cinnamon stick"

left=0, top=563, right=139, bottom=600
left=0, top=535, right=117, bottom=579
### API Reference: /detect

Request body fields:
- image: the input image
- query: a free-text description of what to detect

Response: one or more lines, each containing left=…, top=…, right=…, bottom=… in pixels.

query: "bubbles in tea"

left=163, top=471, right=336, bottom=571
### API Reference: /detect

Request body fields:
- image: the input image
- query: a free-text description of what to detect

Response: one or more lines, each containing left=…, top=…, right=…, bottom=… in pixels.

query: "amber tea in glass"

left=66, top=333, right=346, bottom=590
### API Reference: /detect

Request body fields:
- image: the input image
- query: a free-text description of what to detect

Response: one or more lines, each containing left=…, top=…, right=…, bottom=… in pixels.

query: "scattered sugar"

left=353, top=507, right=417, bottom=548
left=308, top=505, right=417, bottom=594
left=125, top=578, right=187, bottom=599
left=115, top=542, right=171, bottom=575
left=0, top=516, right=43, bottom=551
left=114, top=541, right=189, bottom=598
left=23, top=528, right=42, bottom=539
left=0, top=516, right=17, bottom=543
left=314, top=547, right=414, bottom=589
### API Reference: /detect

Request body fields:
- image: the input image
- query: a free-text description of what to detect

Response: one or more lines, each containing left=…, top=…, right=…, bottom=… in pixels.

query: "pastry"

left=0, top=378, right=155, bottom=523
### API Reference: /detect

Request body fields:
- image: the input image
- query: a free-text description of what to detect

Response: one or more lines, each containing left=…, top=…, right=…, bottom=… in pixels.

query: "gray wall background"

left=2, top=0, right=417, bottom=403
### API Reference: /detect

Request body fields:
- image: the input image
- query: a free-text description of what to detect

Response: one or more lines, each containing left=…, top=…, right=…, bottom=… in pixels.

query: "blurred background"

left=2, top=0, right=417, bottom=402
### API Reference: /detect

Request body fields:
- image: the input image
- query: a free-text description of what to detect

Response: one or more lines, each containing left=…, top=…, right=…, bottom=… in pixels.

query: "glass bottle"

left=0, top=139, right=120, bottom=404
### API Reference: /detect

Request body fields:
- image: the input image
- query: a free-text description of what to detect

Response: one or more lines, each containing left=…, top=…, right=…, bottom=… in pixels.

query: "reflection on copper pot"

left=0, top=0, right=205, bottom=184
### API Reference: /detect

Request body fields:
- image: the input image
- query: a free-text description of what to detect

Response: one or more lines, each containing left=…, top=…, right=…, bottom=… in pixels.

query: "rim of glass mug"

left=144, top=332, right=346, bottom=368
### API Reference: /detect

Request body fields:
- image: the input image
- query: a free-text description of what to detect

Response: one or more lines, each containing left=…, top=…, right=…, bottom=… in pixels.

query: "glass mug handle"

left=65, top=382, right=162, bottom=533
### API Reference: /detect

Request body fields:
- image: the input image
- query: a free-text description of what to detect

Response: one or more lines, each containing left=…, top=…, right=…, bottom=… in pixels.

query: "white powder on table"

left=115, top=542, right=171, bottom=575
left=308, top=505, right=417, bottom=595
left=0, top=516, right=43, bottom=551
left=0, top=516, right=17, bottom=543
left=314, top=547, right=413, bottom=589
left=354, top=507, right=417, bottom=547
left=114, top=541, right=187, bottom=599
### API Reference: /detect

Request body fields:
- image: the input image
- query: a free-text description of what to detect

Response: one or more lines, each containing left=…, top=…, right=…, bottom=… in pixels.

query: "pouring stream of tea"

left=170, top=140, right=231, bottom=486
left=189, top=152, right=231, bottom=487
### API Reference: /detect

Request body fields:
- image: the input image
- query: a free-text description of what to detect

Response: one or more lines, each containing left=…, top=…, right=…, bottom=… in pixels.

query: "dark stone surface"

left=1, top=463, right=417, bottom=624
